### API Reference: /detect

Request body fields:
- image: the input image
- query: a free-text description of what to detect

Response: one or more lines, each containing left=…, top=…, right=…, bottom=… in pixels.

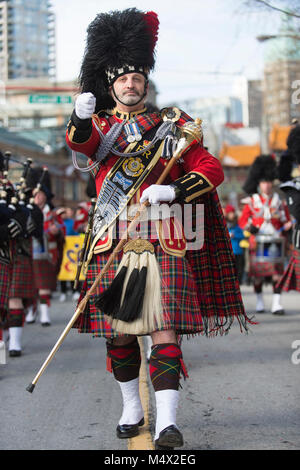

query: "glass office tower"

left=0, top=0, right=55, bottom=81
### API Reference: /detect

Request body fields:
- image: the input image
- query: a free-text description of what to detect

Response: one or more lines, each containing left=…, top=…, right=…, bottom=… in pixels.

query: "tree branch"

left=253, top=0, right=300, bottom=18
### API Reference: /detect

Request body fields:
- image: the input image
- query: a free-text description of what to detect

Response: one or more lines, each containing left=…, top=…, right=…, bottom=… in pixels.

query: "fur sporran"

left=96, top=238, right=163, bottom=335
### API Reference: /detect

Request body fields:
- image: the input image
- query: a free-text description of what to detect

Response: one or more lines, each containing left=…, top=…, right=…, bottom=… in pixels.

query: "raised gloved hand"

left=140, top=185, right=176, bottom=205
left=75, top=92, right=96, bottom=120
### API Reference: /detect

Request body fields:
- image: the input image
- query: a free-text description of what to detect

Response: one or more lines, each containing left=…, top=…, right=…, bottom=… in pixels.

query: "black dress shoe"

left=272, top=309, right=285, bottom=315
left=116, top=417, right=144, bottom=439
left=41, top=322, right=51, bottom=327
left=154, top=425, right=184, bottom=449
left=9, top=350, right=22, bottom=357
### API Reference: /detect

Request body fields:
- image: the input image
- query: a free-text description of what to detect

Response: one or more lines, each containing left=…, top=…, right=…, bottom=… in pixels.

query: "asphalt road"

left=0, top=284, right=299, bottom=451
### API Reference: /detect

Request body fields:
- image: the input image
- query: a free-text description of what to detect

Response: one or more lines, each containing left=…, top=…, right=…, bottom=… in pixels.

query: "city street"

left=0, top=285, right=299, bottom=451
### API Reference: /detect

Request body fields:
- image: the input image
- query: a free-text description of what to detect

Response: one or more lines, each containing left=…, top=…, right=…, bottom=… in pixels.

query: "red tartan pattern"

left=112, top=112, right=162, bottom=153
left=149, top=343, right=182, bottom=392
left=106, top=339, right=141, bottom=381
left=74, top=243, right=202, bottom=338
left=6, top=308, right=25, bottom=328
left=0, top=262, right=11, bottom=321
left=185, top=190, right=253, bottom=335
left=33, top=259, right=57, bottom=290
left=249, top=256, right=284, bottom=278
left=276, top=249, right=300, bottom=292
left=9, top=253, right=35, bottom=299
left=74, top=191, right=253, bottom=338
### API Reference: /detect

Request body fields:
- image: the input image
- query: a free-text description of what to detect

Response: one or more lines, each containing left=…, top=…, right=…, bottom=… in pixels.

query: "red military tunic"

left=239, top=193, right=290, bottom=233
left=66, top=107, right=253, bottom=338
left=32, top=204, right=65, bottom=291
left=239, top=192, right=290, bottom=279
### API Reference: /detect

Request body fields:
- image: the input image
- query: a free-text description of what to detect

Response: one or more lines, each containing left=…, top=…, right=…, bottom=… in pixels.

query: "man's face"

left=110, top=73, right=147, bottom=107
left=34, top=190, right=47, bottom=208
left=259, top=180, right=273, bottom=195
left=226, top=211, right=236, bottom=221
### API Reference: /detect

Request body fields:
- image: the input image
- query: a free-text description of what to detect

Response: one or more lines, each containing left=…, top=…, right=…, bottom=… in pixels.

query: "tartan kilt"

left=9, top=253, right=35, bottom=299
left=74, top=191, right=253, bottom=338
left=33, top=259, right=57, bottom=291
left=249, top=253, right=284, bottom=278
left=0, top=262, right=11, bottom=321
left=276, top=249, right=300, bottom=292
left=74, top=243, right=203, bottom=338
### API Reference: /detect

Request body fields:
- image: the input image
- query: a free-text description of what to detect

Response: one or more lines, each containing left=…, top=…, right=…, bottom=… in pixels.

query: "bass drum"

left=253, top=235, right=285, bottom=264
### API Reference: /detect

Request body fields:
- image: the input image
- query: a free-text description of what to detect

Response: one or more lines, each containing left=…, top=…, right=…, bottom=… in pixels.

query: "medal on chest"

left=124, top=122, right=142, bottom=143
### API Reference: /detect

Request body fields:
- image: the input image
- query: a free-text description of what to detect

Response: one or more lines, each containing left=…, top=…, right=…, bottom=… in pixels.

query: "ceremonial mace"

left=26, top=118, right=202, bottom=393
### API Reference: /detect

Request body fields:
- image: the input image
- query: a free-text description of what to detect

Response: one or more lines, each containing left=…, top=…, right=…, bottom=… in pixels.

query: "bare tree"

left=242, top=0, right=300, bottom=18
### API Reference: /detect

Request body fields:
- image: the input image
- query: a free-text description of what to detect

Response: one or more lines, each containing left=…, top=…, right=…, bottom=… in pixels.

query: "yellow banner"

left=57, top=235, right=86, bottom=281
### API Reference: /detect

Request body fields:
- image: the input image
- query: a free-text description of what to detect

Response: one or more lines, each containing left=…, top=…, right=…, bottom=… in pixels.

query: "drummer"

left=239, top=155, right=292, bottom=315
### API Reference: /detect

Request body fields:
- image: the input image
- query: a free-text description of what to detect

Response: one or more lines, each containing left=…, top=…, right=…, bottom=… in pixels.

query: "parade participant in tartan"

left=276, top=124, right=300, bottom=293
left=4, top=166, right=38, bottom=357
left=0, top=150, right=15, bottom=350
left=66, top=8, right=252, bottom=449
left=25, top=168, right=65, bottom=326
left=239, top=155, right=292, bottom=315
left=0, top=153, right=43, bottom=356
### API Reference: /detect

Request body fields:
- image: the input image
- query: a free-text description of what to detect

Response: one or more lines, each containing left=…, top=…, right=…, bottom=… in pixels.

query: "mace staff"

left=26, top=118, right=202, bottom=393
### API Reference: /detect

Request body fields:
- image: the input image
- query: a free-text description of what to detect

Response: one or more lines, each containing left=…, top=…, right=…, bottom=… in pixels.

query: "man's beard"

left=119, top=90, right=143, bottom=105
left=112, top=85, right=146, bottom=107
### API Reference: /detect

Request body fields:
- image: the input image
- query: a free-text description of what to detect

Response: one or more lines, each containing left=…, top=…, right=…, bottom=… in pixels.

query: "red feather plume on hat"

left=143, top=11, right=159, bottom=52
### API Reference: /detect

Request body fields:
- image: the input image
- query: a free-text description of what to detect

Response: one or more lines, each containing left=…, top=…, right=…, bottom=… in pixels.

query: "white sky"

left=50, top=0, right=282, bottom=106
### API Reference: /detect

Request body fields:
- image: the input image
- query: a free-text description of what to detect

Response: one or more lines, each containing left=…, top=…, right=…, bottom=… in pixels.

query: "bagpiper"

left=276, top=123, right=300, bottom=293
left=3, top=156, right=43, bottom=357
left=25, top=167, right=65, bottom=326
left=0, top=150, right=14, bottom=361
left=239, top=155, right=292, bottom=315
left=65, top=8, right=253, bottom=449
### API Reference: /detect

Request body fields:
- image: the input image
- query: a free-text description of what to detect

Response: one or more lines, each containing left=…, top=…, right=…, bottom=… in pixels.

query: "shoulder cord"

left=72, top=119, right=174, bottom=173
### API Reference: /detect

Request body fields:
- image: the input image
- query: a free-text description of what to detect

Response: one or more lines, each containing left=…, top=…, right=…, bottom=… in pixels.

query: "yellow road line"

left=128, top=337, right=154, bottom=450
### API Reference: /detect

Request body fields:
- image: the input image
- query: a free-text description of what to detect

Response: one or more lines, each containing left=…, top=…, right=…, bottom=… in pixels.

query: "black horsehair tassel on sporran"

left=95, top=238, right=163, bottom=335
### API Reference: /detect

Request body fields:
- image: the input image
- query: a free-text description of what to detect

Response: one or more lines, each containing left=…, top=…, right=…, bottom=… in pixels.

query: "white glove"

left=75, top=92, right=96, bottom=119
left=140, top=185, right=176, bottom=205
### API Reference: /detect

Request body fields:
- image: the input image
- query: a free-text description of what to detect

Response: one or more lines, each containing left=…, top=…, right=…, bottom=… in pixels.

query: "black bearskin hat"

left=26, top=166, right=54, bottom=202
left=277, top=149, right=294, bottom=182
left=277, top=124, right=300, bottom=182
left=287, top=123, right=300, bottom=164
left=79, top=8, right=159, bottom=113
left=243, top=155, right=277, bottom=195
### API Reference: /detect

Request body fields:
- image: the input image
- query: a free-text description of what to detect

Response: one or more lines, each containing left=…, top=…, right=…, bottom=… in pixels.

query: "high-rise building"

left=262, top=19, right=300, bottom=128
left=0, top=0, right=55, bottom=82
left=248, top=80, right=263, bottom=128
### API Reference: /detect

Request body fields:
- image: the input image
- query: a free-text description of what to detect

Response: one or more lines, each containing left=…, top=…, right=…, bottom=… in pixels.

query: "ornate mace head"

left=180, top=118, right=203, bottom=144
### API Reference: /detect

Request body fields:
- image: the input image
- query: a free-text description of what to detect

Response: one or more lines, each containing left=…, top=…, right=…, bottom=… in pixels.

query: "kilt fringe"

left=73, top=191, right=253, bottom=338
left=276, top=249, right=300, bottom=292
